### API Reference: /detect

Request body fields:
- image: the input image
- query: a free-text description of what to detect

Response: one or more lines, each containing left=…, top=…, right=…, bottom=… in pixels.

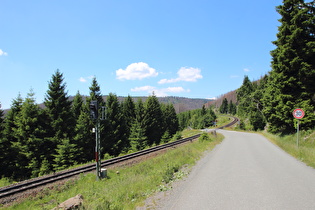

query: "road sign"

left=293, top=108, right=305, bottom=119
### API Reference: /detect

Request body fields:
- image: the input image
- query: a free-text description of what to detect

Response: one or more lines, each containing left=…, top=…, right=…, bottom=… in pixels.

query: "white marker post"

left=292, top=108, right=305, bottom=147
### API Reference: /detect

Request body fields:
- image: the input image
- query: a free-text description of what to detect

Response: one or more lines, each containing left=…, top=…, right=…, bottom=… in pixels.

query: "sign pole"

left=293, top=108, right=305, bottom=148
left=297, top=120, right=299, bottom=148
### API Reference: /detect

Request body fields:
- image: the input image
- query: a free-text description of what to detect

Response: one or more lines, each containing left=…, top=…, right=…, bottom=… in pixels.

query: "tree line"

left=236, top=0, right=315, bottom=133
left=0, top=70, right=184, bottom=180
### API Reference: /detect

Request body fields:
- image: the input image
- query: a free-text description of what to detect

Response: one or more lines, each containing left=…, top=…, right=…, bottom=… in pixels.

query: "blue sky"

left=0, top=0, right=282, bottom=109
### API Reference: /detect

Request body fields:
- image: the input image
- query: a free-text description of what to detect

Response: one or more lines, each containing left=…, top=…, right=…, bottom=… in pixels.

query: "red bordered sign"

left=293, top=108, right=305, bottom=119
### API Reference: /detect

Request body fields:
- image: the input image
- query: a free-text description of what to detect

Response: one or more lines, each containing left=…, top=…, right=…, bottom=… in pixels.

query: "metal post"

left=297, top=120, right=300, bottom=148
left=95, top=120, right=99, bottom=180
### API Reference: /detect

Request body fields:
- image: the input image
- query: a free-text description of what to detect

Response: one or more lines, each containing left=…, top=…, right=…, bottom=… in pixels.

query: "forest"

left=0, top=71, right=216, bottom=181
left=1, top=0, right=314, bottom=182
left=234, top=0, right=315, bottom=133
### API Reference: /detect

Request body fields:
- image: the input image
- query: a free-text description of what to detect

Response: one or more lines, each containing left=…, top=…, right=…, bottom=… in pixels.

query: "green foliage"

left=44, top=69, right=74, bottom=140
left=53, top=138, right=77, bottom=171
left=144, top=94, right=164, bottom=145
left=172, top=131, right=182, bottom=141
left=178, top=106, right=216, bottom=130
left=9, top=133, right=223, bottom=210
left=262, top=129, right=315, bottom=168
left=199, top=132, right=212, bottom=142
left=262, top=0, right=315, bottom=133
left=104, top=93, right=128, bottom=156
left=162, top=164, right=179, bottom=183
left=0, top=73, right=180, bottom=181
left=237, top=76, right=267, bottom=131
left=219, top=98, right=228, bottom=114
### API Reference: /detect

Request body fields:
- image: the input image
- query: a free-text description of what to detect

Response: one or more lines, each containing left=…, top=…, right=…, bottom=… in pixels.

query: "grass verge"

left=5, top=132, right=223, bottom=210
left=261, top=131, right=315, bottom=169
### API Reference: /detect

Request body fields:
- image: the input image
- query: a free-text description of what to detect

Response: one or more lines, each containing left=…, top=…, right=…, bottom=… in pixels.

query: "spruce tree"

left=104, top=93, right=128, bottom=156
left=129, top=99, right=148, bottom=151
left=72, top=91, right=84, bottom=121
left=219, top=98, right=228, bottom=114
left=73, top=110, right=95, bottom=163
left=44, top=70, right=74, bottom=139
left=263, top=0, right=315, bottom=133
left=144, top=94, right=164, bottom=145
left=1, top=95, right=23, bottom=179
left=162, top=103, right=179, bottom=138
left=13, top=91, right=47, bottom=178
left=122, top=95, right=136, bottom=138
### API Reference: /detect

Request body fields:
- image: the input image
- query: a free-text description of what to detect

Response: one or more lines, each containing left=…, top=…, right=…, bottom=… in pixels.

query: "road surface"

left=158, top=130, right=315, bottom=210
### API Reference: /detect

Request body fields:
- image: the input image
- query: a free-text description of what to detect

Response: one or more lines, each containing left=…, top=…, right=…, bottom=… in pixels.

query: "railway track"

left=0, top=116, right=238, bottom=203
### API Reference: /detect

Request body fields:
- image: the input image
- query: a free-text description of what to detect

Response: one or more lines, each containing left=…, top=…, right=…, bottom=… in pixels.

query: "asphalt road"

left=158, top=130, right=315, bottom=210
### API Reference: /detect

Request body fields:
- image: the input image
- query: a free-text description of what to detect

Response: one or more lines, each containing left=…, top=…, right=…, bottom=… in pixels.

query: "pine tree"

left=144, top=94, right=164, bottom=145
left=219, top=98, right=228, bottom=114
left=13, top=91, right=47, bottom=178
left=73, top=110, right=95, bottom=163
left=1, top=95, right=23, bottom=179
left=237, top=76, right=254, bottom=117
left=88, top=77, right=104, bottom=105
left=122, top=95, right=136, bottom=138
left=162, top=103, right=179, bottom=138
left=263, top=0, right=315, bottom=133
left=53, top=138, right=77, bottom=171
left=228, top=100, right=237, bottom=115
left=104, top=93, right=128, bottom=156
left=129, top=99, right=148, bottom=151
left=44, top=70, right=74, bottom=139
left=72, top=91, right=84, bottom=121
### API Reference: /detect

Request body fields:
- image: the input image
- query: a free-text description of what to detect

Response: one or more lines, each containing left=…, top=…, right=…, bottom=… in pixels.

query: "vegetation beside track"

left=4, top=132, right=223, bottom=210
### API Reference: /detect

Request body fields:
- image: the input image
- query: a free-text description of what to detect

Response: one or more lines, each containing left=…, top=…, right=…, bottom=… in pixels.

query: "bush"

left=199, top=132, right=212, bottom=142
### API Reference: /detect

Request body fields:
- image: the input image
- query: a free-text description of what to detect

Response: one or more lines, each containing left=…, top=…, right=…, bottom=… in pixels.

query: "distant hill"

left=205, top=90, right=237, bottom=109
left=3, top=96, right=214, bottom=115
left=103, top=95, right=213, bottom=113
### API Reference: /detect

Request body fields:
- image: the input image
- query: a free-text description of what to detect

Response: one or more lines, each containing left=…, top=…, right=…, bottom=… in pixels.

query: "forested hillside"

left=235, top=0, right=315, bottom=133
left=0, top=70, right=216, bottom=181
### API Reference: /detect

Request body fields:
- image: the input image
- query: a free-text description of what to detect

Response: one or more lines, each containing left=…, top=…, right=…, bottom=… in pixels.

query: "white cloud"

left=131, top=85, right=189, bottom=97
left=116, top=62, right=158, bottom=80
left=230, top=75, right=239, bottom=78
left=244, top=68, right=250, bottom=72
left=79, top=77, right=87, bottom=82
left=79, top=75, right=94, bottom=83
left=158, top=67, right=202, bottom=84
left=0, top=49, right=8, bottom=56
left=131, top=86, right=155, bottom=92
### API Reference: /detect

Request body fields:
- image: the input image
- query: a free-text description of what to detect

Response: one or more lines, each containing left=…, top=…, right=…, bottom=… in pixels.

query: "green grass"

left=216, top=115, right=234, bottom=129
left=262, top=131, right=315, bottom=169
left=0, top=178, right=11, bottom=188
left=4, top=133, right=223, bottom=210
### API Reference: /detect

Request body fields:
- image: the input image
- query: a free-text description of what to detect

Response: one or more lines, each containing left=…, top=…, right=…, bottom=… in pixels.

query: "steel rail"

left=0, top=116, right=238, bottom=201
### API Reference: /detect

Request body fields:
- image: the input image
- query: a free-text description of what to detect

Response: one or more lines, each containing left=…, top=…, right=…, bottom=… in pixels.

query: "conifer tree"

left=263, top=0, right=315, bottom=133
left=219, top=98, right=228, bottom=114
left=72, top=91, right=84, bottom=121
left=129, top=99, right=148, bottom=151
left=104, top=93, right=128, bottom=155
left=53, top=138, right=77, bottom=171
left=122, top=95, right=136, bottom=138
left=228, top=100, right=237, bottom=115
left=13, top=91, right=47, bottom=178
left=73, top=110, right=95, bottom=163
left=162, top=103, right=179, bottom=138
left=1, top=95, right=23, bottom=179
left=44, top=70, right=74, bottom=139
left=144, top=94, right=164, bottom=145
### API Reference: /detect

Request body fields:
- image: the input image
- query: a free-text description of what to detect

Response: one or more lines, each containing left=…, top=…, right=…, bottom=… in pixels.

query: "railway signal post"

left=90, top=100, right=105, bottom=180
